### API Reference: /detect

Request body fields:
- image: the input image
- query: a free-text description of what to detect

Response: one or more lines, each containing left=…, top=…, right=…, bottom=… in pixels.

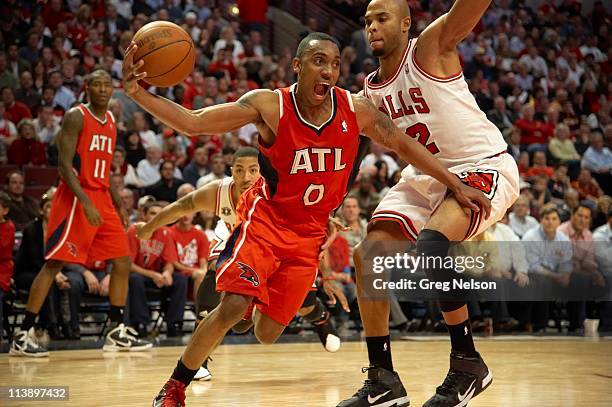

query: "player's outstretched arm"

left=56, top=108, right=103, bottom=227
left=353, top=94, right=491, bottom=218
left=136, top=180, right=220, bottom=240
left=416, top=0, right=491, bottom=75
left=122, top=42, right=272, bottom=136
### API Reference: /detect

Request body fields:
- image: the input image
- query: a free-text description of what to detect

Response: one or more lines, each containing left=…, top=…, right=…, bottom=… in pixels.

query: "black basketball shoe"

left=312, top=311, right=341, bottom=352
left=422, top=352, right=492, bottom=407
left=337, top=366, right=410, bottom=406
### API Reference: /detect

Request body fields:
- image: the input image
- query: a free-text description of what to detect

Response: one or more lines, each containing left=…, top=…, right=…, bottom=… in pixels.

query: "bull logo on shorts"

left=221, top=207, right=232, bottom=216
left=238, top=262, right=260, bottom=287
left=458, top=170, right=498, bottom=200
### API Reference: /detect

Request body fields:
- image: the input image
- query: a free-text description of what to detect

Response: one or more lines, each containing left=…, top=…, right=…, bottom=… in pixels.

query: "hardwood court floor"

left=1, top=339, right=611, bottom=406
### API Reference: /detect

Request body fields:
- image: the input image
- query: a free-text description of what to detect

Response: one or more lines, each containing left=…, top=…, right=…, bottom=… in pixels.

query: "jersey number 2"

left=93, top=159, right=106, bottom=179
left=405, top=122, right=440, bottom=154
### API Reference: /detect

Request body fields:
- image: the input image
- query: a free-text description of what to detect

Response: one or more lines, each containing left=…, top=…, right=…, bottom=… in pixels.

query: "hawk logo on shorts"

left=67, top=242, right=78, bottom=257
left=458, top=170, right=498, bottom=200
left=221, top=207, right=232, bottom=216
left=238, top=262, right=260, bottom=287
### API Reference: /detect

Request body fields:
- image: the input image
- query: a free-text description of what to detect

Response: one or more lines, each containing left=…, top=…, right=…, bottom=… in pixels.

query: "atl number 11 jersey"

left=73, top=104, right=116, bottom=190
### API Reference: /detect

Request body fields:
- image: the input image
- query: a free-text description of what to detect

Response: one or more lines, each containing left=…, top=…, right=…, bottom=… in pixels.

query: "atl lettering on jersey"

left=74, top=104, right=117, bottom=189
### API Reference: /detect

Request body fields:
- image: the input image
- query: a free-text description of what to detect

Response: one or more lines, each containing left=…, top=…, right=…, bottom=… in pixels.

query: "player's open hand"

left=319, top=217, right=351, bottom=260
left=83, top=201, right=103, bottom=227
left=135, top=222, right=153, bottom=240
left=122, top=42, right=147, bottom=96
left=452, top=183, right=492, bottom=219
left=323, top=279, right=350, bottom=313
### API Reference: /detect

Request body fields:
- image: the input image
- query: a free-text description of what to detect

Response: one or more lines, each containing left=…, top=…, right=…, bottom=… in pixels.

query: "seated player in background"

left=169, top=184, right=210, bottom=303
left=0, top=191, right=15, bottom=339
left=127, top=200, right=187, bottom=337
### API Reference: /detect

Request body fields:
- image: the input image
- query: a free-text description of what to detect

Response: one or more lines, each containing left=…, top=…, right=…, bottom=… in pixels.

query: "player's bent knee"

left=297, top=305, right=314, bottom=316
left=217, top=294, right=251, bottom=326
left=254, top=322, right=284, bottom=345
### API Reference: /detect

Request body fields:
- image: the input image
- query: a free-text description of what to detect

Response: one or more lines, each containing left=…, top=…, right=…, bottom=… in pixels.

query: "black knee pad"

left=301, top=290, right=317, bottom=308
left=415, top=229, right=450, bottom=281
left=303, top=296, right=326, bottom=323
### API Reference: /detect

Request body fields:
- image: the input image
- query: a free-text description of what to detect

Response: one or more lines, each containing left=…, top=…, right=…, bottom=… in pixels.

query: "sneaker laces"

left=354, top=367, right=384, bottom=397
left=165, top=380, right=186, bottom=406
left=21, top=331, right=41, bottom=349
left=121, top=325, right=139, bottom=341
left=436, top=370, right=463, bottom=397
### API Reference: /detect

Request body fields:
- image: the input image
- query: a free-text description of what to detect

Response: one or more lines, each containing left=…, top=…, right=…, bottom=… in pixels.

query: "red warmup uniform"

left=0, top=219, right=15, bottom=292
left=215, top=85, right=366, bottom=325
left=127, top=226, right=178, bottom=271
left=45, top=104, right=130, bottom=263
left=169, top=224, right=209, bottom=276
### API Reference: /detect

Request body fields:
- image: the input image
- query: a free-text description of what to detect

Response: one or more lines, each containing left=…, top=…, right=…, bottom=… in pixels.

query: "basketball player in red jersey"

left=338, top=1, right=520, bottom=406
left=136, top=147, right=348, bottom=382
left=9, top=70, right=151, bottom=357
left=122, top=32, right=490, bottom=406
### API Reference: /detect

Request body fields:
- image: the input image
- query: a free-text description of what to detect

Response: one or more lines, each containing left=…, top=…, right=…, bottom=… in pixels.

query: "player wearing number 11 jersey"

left=10, top=70, right=151, bottom=358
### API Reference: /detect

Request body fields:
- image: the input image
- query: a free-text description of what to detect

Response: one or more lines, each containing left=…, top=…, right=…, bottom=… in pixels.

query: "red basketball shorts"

left=215, top=195, right=326, bottom=326
left=45, top=183, right=130, bottom=263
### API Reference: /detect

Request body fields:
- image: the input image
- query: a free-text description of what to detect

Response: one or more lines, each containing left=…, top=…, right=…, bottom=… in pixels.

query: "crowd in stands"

left=0, top=0, right=611, bottom=342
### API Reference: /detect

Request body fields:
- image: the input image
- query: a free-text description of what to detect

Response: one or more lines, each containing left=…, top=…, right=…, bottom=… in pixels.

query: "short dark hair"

left=233, top=147, right=259, bottom=163
left=160, top=160, right=175, bottom=170
left=573, top=202, right=593, bottom=215
left=85, top=69, right=111, bottom=84
left=143, top=200, right=162, bottom=214
left=115, top=145, right=126, bottom=155
left=6, top=169, right=24, bottom=184
left=296, top=32, right=340, bottom=59
left=0, top=191, right=10, bottom=208
left=540, top=203, right=560, bottom=219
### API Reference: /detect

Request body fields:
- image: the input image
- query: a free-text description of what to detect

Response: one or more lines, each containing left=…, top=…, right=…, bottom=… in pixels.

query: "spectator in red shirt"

left=207, top=48, right=237, bottom=80
left=170, top=186, right=209, bottom=301
left=237, top=0, right=268, bottom=32
left=42, top=0, right=73, bottom=32
left=0, top=191, right=16, bottom=332
left=516, top=104, right=549, bottom=152
left=127, top=201, right=187, bottom=337
left=571, top=168, right=603, bottom=203
left=525, top=151, right=554, bottom=178
left=8, top=119, right=47, bottom=166
left=2, top=87, right=32, bottom=125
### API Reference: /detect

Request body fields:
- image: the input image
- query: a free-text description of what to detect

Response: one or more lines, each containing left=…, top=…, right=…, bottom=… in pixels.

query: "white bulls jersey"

left=209, top=177, right=237, bottom=260
left=363, top=37, right=507, bottom=171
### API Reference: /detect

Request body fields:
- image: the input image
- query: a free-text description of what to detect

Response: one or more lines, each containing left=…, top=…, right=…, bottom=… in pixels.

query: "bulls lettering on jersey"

left=256, top=84, right=367, bottom=233
left=364, top=38, right=507, bottom=167
left=74, top=104, right=117, bottom=189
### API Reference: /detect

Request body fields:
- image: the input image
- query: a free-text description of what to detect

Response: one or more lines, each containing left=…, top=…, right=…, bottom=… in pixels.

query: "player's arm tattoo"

left=56, top=108, right=91, bottom=205
left=176, top=192, right=196, bottom=212
left=355, top=94, right=462, bottom=191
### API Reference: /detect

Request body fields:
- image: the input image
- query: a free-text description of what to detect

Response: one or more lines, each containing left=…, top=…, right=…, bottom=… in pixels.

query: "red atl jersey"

left=72, top=104, right=117, bottom=189
left=127, top=225, right=178, bottom=272
left=256, top=84, right=365, bottom=235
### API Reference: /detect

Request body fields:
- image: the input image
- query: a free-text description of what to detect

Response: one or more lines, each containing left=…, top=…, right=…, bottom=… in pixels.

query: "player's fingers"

left=336, top=289, right=350, bottom=312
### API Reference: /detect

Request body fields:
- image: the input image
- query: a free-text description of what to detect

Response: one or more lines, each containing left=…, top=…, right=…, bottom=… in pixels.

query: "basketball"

left=132, top=21, right=195, bottom=88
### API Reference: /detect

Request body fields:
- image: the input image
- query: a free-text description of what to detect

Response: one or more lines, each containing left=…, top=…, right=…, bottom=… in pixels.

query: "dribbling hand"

left=122, top=42, right=147, bottom=96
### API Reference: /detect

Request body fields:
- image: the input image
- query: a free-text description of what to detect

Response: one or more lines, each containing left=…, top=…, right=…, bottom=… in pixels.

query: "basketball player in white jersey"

left=137, top=147, right=345, bottom=379
left=338, top=1, right=520, bottom=407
